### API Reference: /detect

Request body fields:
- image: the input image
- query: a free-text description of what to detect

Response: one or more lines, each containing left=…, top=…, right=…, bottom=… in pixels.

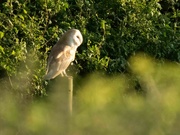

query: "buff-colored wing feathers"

left=44, top=46, right=75, bottom=80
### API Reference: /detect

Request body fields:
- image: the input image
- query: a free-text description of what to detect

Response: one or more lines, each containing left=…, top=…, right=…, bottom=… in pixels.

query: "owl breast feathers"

left=44, top=29, right=83, bottom=80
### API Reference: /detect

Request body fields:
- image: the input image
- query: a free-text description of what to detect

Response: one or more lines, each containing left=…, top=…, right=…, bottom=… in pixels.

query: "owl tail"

left=43, top=70, right=55, bottom=80
left=43, top=69, right=64, bottom=80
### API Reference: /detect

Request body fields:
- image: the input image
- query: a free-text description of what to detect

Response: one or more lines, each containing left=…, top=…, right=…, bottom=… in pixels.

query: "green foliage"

left=0, top=0, right=66, bottom=96
left=0, top=0, right=180, bottom=96
left=0, top=0, right=180, bottom=133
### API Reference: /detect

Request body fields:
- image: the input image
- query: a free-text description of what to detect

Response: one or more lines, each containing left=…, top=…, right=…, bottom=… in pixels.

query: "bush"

left=0, top=0, right=179, bottom=96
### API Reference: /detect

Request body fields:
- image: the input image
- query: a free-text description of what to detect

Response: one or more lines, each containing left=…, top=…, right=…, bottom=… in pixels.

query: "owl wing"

left=45, top=43, right=64, bottom=74
left=44, top=45, right=75, bottom=80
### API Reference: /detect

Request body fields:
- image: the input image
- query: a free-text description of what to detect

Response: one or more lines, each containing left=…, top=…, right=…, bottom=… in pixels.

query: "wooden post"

left=68, top=76, right=73, bottom=115
left=46, top=76, right=73, bottom=115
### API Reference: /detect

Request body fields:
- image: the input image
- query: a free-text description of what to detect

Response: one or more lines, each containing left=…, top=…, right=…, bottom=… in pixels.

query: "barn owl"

left=44, top=29, right=83, bottom=80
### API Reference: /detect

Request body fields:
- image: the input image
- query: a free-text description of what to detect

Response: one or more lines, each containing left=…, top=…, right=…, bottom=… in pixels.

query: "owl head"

left=60, top=29, right=83, bottom=47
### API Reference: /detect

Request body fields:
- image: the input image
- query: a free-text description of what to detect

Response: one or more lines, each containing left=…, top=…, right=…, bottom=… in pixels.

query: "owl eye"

left=76, top=35, right=80, bottom=39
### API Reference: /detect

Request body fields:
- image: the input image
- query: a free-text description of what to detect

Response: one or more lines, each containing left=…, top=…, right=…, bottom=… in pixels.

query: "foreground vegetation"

left=1, top=55, right=180, bottom=134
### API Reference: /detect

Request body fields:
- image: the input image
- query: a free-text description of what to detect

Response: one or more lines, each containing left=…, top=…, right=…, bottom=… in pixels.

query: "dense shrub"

left=0, top=0, right=179, bottom=96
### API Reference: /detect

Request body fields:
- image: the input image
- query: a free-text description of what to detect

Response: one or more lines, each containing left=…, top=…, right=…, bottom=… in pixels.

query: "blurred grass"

left=1, top=54, right=180, bottom=135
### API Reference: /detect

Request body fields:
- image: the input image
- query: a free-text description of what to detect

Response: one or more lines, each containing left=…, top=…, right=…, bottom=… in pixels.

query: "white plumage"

left=44, top=29, right=83, bottom=80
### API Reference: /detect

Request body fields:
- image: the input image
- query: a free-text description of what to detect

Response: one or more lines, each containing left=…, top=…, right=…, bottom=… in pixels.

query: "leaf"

left=12, top=50, right=16, bottom=55
left=0, top=46, right=4, bottom=54
left=100, top=20, right=106, bottom=30
left=23, top=9, right=27, bottom=14
left=0, top=31, right=4, bottom=39
left=19, top=15, right=24, bottom=21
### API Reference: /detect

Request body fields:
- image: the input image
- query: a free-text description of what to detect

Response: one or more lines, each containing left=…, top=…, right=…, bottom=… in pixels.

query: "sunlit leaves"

left=0, top=31, right=4, bottom=39
left=0, top=0, right=179, bottom=97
